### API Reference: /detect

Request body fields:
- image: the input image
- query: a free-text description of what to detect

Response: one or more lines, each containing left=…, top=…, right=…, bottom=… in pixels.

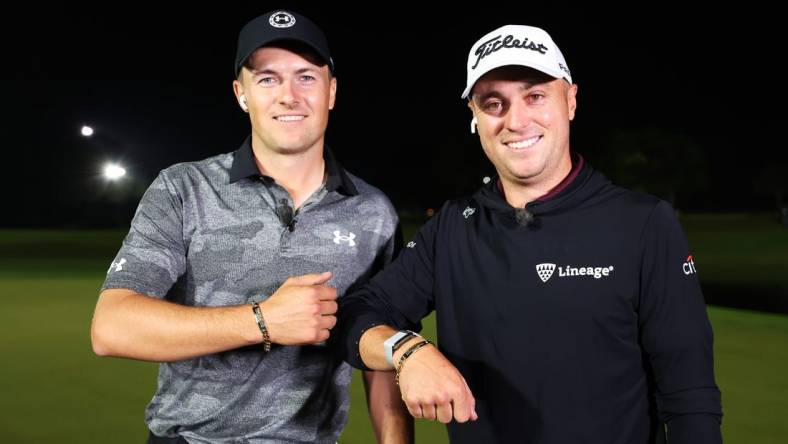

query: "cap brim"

left=236, top=37, right=333, bottom=76
left=461, top=60, right=570, bottom=99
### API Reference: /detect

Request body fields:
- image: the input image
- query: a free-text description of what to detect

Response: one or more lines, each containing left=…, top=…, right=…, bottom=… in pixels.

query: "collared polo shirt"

left=102, top=136, right=399, bottom=443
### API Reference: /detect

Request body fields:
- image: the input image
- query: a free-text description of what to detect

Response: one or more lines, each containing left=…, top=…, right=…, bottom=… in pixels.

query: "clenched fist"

left=396, top=342, right=478, bottom=424
left=259, top=272, right=338, bottom=345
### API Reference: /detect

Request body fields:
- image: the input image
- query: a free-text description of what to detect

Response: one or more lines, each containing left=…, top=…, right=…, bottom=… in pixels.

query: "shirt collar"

left=495, top=152, right=584, bottom=203
left=228, top=136, right=358, bottom=196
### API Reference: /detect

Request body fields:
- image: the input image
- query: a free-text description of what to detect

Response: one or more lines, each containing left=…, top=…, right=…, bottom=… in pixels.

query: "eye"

left=482, top=100, right=503, bottom=113
left=527, top=92, right=546, bottom=104
left=299, top=74, right=317, bottom=83
left=257, top=76, right=277, bottom=85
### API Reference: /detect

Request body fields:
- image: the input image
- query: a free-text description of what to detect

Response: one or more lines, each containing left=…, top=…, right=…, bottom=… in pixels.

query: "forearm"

left=91, top=289, right=261, bottom=361
left=359, top=325, right=398, bottom=370
left=360, top=325, right=425, bottom=371
left=363, top=370, right=413, bottom=444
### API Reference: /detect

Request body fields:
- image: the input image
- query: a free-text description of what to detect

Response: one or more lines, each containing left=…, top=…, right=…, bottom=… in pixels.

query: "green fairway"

left=1, top=215, right=786, bottom=443
left=712, top=307, right=788, bottom=443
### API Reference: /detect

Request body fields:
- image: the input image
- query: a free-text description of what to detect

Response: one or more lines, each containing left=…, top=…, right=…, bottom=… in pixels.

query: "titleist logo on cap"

left=472, top=34, right=549, bottom=70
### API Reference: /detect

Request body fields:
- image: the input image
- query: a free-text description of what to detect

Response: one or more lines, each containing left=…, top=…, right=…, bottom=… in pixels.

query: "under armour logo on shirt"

left=108, top=258, right=126, bottom=273
left=333, top=230, right=356, bottom=247
left=463, top=206, right=476, bottom=219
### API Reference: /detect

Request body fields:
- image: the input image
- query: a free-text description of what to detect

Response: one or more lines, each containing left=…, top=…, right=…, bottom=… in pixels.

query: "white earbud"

left=240, top=94, right=248, bottom=112
left=470, top=117, right=477, bottom=134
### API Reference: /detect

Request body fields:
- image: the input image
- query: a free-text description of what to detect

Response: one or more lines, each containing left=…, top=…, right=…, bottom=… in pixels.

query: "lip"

left=504, top=135, right=542, bottom=150
left=272, top=114, right=307, bottom=122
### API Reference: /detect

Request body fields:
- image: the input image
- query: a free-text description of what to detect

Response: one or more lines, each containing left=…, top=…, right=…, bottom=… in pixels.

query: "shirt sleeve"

left=370, top=205, right=404, bottom=274
left=638, top=201, right=722, bottom=443
left=100, top=170, right=187, bottom=299
left=337, top=209, right=441, bottom=370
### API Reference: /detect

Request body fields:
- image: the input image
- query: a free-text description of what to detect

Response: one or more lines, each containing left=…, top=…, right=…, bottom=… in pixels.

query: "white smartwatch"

left=384, top=330, right=421, bottom=366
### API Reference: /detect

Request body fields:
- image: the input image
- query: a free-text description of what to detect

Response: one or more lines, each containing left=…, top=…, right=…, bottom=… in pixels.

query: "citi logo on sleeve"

left=536, top=262, right=614, bottom=283
left=683, top=255, right=697, bottom=275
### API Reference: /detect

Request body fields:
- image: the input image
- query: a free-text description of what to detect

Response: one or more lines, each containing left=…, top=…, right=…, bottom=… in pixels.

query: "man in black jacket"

left=337, top=24, right=722, bottom=443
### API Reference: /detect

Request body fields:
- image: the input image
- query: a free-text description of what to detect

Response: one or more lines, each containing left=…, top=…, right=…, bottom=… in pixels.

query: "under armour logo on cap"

left=269, top=11, right=295, bottom=28
left=461, top=25, right=572, bottom=99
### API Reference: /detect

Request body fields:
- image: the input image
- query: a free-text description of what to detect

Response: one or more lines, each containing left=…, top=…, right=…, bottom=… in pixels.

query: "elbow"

left=91, top=289, right=133, bottom=357
left=91, top=341, right=111, bottom=357
left=90, top=314, right=117, bottom=357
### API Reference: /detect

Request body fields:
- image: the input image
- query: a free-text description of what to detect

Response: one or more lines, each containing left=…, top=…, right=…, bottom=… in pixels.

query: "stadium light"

left=103, top=163, right=126, bottom=181
left=81, top=125, right=94, bottom=137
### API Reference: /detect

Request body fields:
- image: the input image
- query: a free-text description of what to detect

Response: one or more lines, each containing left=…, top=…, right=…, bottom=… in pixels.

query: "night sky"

left=6, top=4, right=784, bottom=227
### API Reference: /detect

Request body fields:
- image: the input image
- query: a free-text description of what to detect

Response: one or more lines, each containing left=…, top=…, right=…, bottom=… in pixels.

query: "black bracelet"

left=391, top=331, right=417, bottom=355
left=251, top=301, right=271, bottom=352
left=395, top=339, right=431, bottom=385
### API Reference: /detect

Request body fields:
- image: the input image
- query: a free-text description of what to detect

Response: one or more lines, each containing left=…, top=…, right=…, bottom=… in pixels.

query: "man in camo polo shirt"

left=90, top=10, right=411, bottom=444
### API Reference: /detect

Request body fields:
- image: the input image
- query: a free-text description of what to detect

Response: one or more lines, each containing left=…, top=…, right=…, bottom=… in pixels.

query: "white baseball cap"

left=461, top=25, right=572, bottom=99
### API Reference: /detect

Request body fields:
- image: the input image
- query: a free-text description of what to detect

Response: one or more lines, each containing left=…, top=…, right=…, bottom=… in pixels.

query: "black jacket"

left=338, top=160, right=722, bottom=444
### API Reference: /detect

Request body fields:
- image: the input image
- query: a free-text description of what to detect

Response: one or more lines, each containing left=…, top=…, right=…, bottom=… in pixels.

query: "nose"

left=504, top=99, right=532, bottom=132
left=277, top=79, right=300, bottom=108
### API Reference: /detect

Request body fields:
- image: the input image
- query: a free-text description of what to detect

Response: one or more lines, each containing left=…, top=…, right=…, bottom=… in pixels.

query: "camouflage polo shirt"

left=101, top=136, right=399, bottom=443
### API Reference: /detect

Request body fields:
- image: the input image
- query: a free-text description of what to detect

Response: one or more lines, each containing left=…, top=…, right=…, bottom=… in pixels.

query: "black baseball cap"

left=234, top=10, right=334, bottom=76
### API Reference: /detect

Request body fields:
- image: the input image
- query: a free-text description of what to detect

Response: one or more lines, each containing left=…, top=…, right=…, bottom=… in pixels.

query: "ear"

left=566, top=83, right=578, bottom=121
left=467, top=100, right=479, bottom=134
left=328, top=76, right=337, bottom=110
left=232, top=79, right=247, bottom=112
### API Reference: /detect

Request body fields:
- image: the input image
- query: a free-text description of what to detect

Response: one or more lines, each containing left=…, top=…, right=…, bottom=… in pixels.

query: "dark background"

left=5, top=4, right=784, bottom=227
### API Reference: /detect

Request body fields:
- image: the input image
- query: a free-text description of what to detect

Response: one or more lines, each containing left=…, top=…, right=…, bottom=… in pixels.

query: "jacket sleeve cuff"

left=347, top=317, right=386, bottom=370
left=666, top=413, right=722, bottom=444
